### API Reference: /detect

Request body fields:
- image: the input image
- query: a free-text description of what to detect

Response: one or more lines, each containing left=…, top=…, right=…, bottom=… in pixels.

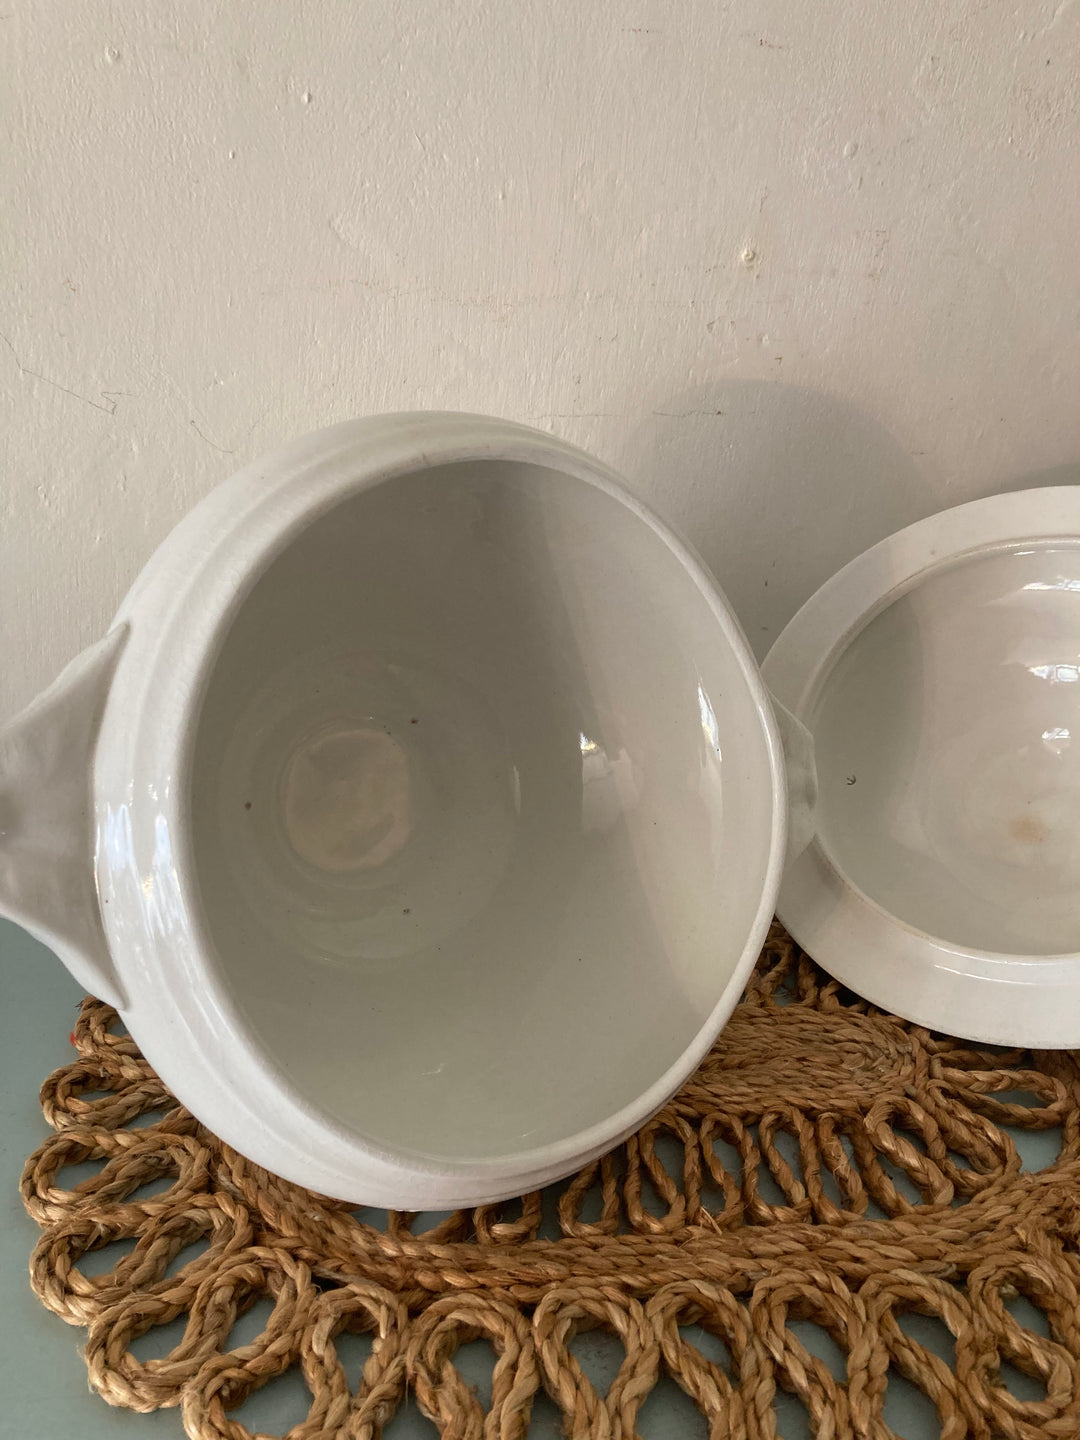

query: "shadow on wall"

left=985, top=460, right=1080, bottom=497
left=619, top=380, right=940, bottom=658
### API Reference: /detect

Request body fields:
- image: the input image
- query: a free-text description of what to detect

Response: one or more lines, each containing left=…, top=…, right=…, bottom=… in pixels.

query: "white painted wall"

left=3, top=1, right=1079, bottom=718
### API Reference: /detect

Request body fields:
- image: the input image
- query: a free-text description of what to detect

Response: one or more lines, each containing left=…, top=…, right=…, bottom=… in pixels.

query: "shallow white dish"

left=764, top=486, right=1080, bottom=1047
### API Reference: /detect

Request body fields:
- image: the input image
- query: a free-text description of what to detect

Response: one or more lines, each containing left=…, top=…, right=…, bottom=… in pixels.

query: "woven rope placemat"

left=20, top=923, right=1080, bottom=1439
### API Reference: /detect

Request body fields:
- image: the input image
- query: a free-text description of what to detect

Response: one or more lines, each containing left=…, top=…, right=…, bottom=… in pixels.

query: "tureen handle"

left=769, top=693, right=817, bottom=867
left=0, top=627, right=128, bottom=1007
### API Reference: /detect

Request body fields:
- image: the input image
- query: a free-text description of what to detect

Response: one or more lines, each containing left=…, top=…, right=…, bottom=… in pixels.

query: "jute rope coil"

left=21, top=924, right=1080, bottom=1438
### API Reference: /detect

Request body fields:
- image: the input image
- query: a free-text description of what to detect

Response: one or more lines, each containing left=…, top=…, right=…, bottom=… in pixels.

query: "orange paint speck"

left=1010, top=816, right=1048, bottom=845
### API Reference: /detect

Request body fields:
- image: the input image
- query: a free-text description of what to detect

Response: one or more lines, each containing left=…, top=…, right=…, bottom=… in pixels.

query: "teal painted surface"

left=1, top=922, right=178, bottom=1439
left=1, top=919, right=1061, bottom=1438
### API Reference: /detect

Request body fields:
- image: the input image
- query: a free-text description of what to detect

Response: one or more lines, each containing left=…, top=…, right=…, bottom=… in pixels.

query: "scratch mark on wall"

left=1, top=334, right=120, bottom=414
left=189, top=419, right=235, bottom=454
left=740, top=32, right=787, bottom=49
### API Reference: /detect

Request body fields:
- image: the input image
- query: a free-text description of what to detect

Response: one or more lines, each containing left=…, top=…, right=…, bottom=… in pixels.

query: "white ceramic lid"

left=763, top=486, right=1080, bottom=1047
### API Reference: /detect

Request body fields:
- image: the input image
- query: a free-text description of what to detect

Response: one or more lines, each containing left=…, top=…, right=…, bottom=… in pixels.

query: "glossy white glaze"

left=0, top=628, right=128, bottom=1006
left=765, top=487, right=1080, bottom=1047
left=2, top=414, right=788, bottom=1206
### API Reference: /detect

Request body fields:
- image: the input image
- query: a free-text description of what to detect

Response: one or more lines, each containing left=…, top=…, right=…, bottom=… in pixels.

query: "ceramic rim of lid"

left=763, top=485, right=1080, bottom=1048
